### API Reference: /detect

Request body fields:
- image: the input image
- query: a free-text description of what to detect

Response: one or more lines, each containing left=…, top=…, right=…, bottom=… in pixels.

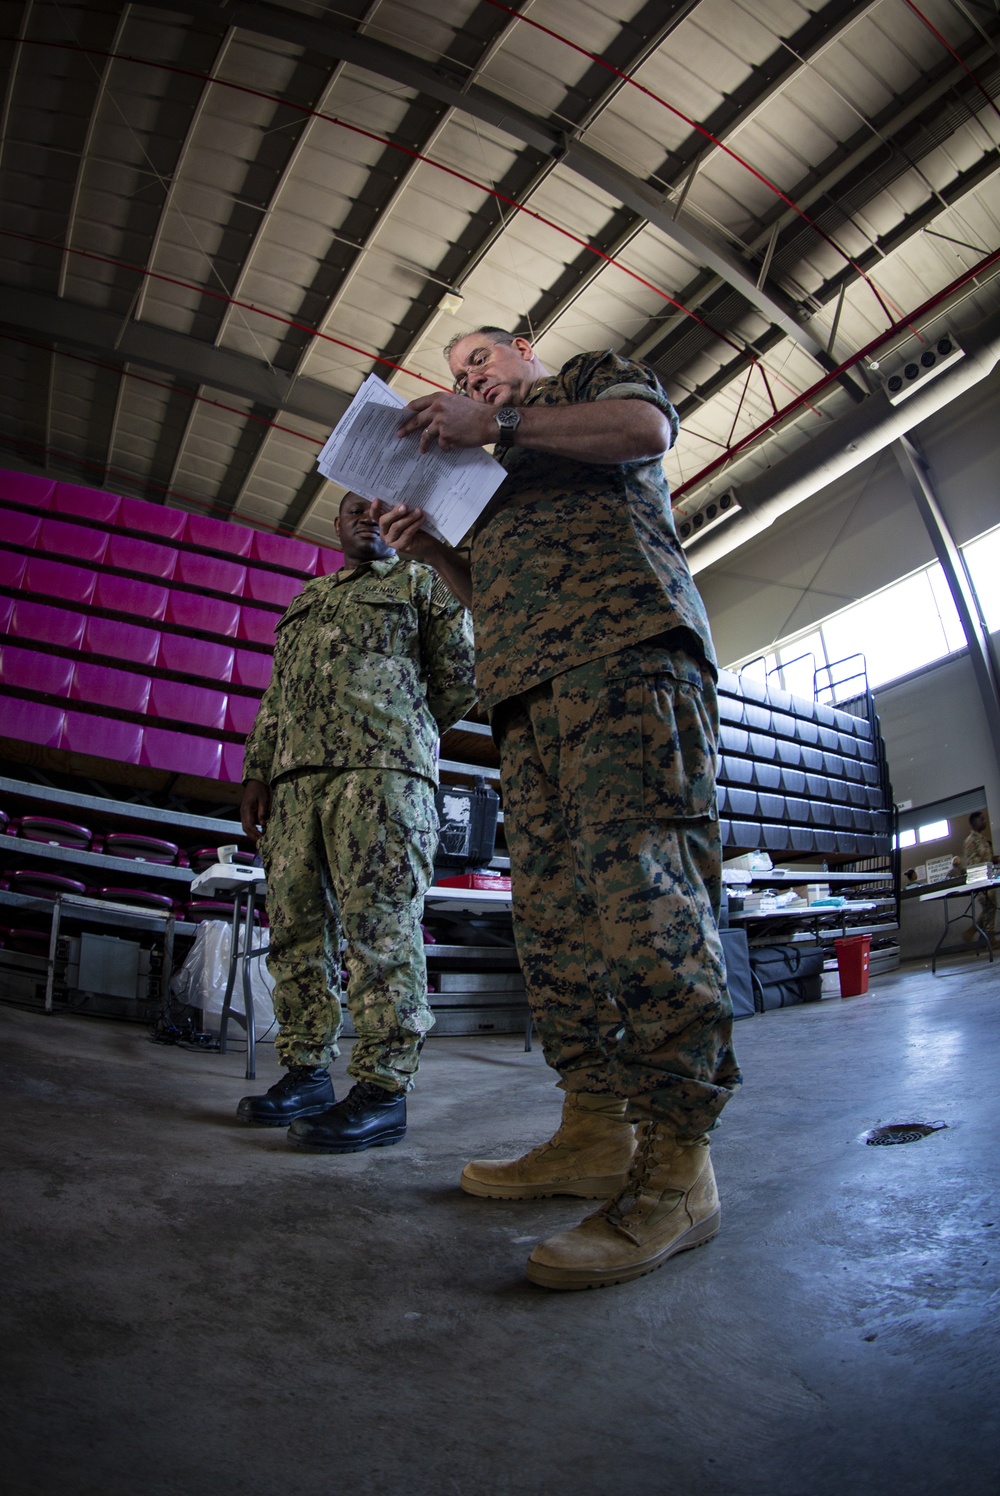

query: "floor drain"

left=865, top=1121, right=948, bottom=1146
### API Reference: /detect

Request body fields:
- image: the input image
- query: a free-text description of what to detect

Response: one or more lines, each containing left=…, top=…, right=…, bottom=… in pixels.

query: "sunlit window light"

left=726, top=524, right=998, bottom=697
left=964, top=525, right=1000, bottom=631
left=918, top=820, right=950, bottom=843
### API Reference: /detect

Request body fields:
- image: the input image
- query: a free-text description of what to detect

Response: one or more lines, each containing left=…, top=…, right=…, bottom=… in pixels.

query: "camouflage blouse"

left=470, top=349, right=716, bottom=712
left=243, top=556, right=476, bottom=787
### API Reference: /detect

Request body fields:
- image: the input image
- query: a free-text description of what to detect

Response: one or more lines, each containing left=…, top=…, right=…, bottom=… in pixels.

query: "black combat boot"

left=287, top=1080, right=407, bottom=1153
left=236, top=1066, right=334, bottom=1126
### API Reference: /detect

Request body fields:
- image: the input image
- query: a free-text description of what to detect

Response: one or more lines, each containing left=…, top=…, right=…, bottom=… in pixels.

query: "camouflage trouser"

left=498, top=641, right=742, bottom=1137
left=972, top=889, right=996, bottom=934
left=259, top=769, right=438, bottom=1091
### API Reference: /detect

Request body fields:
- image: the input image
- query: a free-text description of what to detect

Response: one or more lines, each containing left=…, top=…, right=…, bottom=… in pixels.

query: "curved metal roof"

left=1, top=0, right=998, bottom=551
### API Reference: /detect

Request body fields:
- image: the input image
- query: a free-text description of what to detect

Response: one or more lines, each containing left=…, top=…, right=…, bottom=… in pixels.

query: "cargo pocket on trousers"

left=392, top=816, right=438, bottom=900
left=606, top=663, right=717, bottom=822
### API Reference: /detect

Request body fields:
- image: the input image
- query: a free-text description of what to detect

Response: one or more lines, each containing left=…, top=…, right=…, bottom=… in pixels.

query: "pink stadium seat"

left=243, top=568, right=303, bottom=608
left=3, top=510, right=43, bottom=548
left=148, top=677, right=227, bottom=729
left=103, top=832, right=179, bottom=865
left=83, top=615, right=160, bottom=667
left=165, top=590, right=241, bottom=637
left=0, top=596, right=12, bottom=635
left=2, top=927, right=51, bottom=956
left=38, top=517, right=109, bottom=565
left=7, top=869, right=88, bottom=899
left=0, top=552, right=28, bottom=588
left=9, top=599, right=87, bottom=651
left=186, top=898, right=263, bottom=924
left=0, top=698, right=66, bottom=747
left=220, top=743, right=247, bottom=783
left=0, top=471, right=56, bottom=507
left=237, top=605, right=278, bottom=648
left=59, top=710, right=143, bottom=763
left=140, top=726, right=222, bottom=778
left=250, top=530, right=319, bottom=572
left=231, top=648, right=273, bottom=691
left=24, top=556, right=98, bottom=605
left=94, top=572, right=169, bottom=621
left=184, top=512, right=254, bottom=556
left=118, top=497, right=188, bottom=539
left=106, top=533, right=178, bottom=579
left=70, top=662, right=152, bottom=714
left=13, top=815, right=93, bottom=850
left=0, top=643, right=75, bottom=697
left=175, top=550, right=248, bottom=596
left=51, top=482, right=121, bottom=524
left=156, top=633, right=235, bottom=682
left=315, top=548, right=343, bottom=575
left=97, top=887, right=175, bottom=912
left=225, top=694, right=260, bottom=735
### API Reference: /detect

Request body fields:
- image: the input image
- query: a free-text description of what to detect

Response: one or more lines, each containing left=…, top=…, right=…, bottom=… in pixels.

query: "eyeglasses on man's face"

left=452, top=344, right=499, bottom=395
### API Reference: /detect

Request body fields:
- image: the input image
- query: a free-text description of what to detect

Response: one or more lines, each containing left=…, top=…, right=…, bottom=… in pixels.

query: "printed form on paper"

left=316, top=374, right=507, bottom=546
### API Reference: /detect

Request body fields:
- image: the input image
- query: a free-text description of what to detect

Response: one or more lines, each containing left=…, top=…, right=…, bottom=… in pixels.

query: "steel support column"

left=892, top=434, right=1000, bottom=760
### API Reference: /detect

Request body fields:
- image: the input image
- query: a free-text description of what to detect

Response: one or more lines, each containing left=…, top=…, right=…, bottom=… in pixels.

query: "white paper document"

left=316, top=374, right=507, bottom=546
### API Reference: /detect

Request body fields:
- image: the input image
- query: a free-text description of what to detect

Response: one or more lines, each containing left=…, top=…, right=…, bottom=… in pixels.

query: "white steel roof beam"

left=141, top=0, right=832, bottom=365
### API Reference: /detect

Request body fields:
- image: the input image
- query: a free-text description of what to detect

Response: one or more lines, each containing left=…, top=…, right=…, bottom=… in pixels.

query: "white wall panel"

left=696, top=365, right=1000, bottom=667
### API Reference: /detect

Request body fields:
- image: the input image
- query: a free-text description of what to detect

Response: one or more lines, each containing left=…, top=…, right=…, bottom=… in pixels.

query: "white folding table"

left=919, top=876, right=1000, bottom=974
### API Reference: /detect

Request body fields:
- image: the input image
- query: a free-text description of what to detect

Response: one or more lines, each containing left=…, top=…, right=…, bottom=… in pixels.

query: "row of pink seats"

left=0, top=470, right=339, bottom=576
left=0, top=552, right=281, bottom=647
left=0, top=876, right=264, bottom=924
left=0, top=696, right=246, bottom=782
left=1, top=815, right=254, bottom=871
left=0, top=644, right=260, bottom=735
left=0, top=596, right=273, bottom=691
left=1, top=507, right=309, bottom=607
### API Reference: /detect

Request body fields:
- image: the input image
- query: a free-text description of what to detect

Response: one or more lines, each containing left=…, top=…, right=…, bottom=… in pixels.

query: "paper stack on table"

left=316, top=374, right=507, bottom=546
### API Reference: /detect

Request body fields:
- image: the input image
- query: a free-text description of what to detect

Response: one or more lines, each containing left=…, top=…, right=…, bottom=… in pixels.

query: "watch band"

left=493, top=405, right=520, bottom=449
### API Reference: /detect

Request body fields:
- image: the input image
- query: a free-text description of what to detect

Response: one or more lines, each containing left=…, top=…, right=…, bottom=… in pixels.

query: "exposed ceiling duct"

left=686, top=305, right=1000, bottom=576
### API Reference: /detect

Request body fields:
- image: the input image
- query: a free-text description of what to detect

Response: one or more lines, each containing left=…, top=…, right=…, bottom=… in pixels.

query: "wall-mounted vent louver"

left=677, top=491, right=740, bottom=547
left=881, top=333, right=964, bottom=404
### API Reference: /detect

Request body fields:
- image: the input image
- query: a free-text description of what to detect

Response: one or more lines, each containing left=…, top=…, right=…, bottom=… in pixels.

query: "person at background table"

left=376, top=328, right=741, bottom=1291
left=236, top=492, right=476, bottom=1152
left=962, top=809, right=997, bottom=944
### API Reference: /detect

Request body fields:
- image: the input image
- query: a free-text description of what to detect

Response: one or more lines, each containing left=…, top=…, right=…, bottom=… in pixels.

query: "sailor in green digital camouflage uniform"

left=237, top=492, right=476, bottom=1152
left=378, top=330, right=741, bottom=1288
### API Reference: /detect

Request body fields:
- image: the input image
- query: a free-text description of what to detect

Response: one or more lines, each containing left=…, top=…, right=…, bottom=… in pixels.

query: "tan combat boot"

left=460, top=1092, right=636, bottom=1200
left=525, top=1122, right=720, bottom=1289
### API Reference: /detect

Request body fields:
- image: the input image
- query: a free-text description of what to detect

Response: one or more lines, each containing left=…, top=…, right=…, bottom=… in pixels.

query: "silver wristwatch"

left=493, top=405, right=520, bottom=449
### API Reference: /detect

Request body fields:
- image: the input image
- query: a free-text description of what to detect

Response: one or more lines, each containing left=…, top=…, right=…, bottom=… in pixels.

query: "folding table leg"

left=217, top=894, right=243, bottom=1054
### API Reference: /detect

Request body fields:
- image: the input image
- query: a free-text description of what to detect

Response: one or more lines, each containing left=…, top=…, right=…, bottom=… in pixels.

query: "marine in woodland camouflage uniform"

left=382, top=332, right=741, bottom=1287
left=386, top=343, right=740, bottom=1132
left=242, top=502, right=476, bottom=1093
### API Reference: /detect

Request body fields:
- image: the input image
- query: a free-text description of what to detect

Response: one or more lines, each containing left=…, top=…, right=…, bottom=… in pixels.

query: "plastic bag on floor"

left=169, top=919, right=276, bottom=1037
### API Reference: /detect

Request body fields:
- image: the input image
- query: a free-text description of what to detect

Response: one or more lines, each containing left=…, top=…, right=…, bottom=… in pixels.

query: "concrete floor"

left=2, top=956, right=999, bottom=1496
